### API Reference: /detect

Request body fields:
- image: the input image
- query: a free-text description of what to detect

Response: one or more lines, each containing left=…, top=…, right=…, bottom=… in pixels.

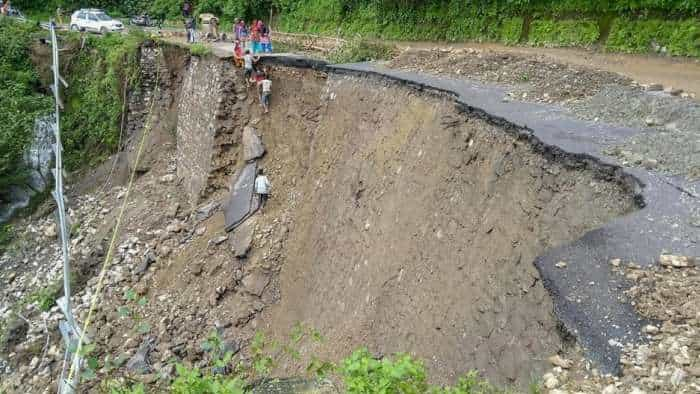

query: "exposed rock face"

left=242, top=126, right=266, bottom=162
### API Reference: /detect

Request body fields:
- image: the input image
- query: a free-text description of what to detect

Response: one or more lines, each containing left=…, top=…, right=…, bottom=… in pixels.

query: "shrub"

left=528, top=19, right=599, bottom=47
left=500, top=17, right=524, bottom=44
left=62, top=31, right=145, bottom=170
left=328, top=36, right=396, bottom=64
left=340, top=348, right=429, bottom=394
left=171, top=364, right=246, bottom=394
left=606, top=18, right=700, bottom=57
left=189, top=43, right=212, bottom=57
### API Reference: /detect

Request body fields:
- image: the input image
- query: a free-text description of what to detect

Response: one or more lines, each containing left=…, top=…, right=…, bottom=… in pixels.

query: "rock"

left=665, top=87, right=683, bottom=96
left=166, top=222, right=184, bottom=234
left=159, top=174, right=176, bottom=184
left=555, top=261, right=567, bottom=269
left=644, top=83, right=663, bottom=92
left=135, top=249, right=157, bottom=275
left=1, top=317, right=29, bottom=351
left=669, top=368, right=687, bottom=386
left=543, top=372, right=559, bottom=389
left=242, top=126, right=266, bottom=162
left=641, top=158, right=658, bottom=170
left=195, top=227, right=206, bottom=236
left=166, top=203, right=180, bottom=219
left=43, top=223, right=57, bottom=238
left=610, top=258, right=621, bottom=267
left=126, top=337, right=155, bottom=375
left=641, top=324, right=659, bottom=334
left=548, top=390, right=568, bottom=394
left=601, top=384, right=618, bottom=394
left=195, top=201, right=219, bottom=222
left=210, top=235, right=228, bottom=246
left=242, top=271, right=270, bottom=297
left=249, top=378, right=339, bottom=394
left=230, top=217, right=255, bottom=258
left=659, top=254, right=693, bottom=268
left=548, top=354, right=572, bottom=369
left=629, top=388, right=646, bottom=394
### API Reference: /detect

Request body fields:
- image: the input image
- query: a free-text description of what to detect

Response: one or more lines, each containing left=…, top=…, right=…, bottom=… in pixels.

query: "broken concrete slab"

left=224, top=162, right=257, bottom=232
left=242, top=126, right=266, bottom=162
left=241, top=270, right=270, bottom=297
left=231, top=216, right=256, bottom=258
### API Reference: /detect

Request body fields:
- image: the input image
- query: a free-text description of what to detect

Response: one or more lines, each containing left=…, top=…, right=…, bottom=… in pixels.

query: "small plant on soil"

left=189, top=43, right=212, bottom=57
left=118, top=288, right=151, bottom=335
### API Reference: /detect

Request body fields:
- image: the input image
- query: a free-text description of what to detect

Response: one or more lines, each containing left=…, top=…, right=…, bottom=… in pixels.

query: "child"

left=260, top=31, right=272, bottom=53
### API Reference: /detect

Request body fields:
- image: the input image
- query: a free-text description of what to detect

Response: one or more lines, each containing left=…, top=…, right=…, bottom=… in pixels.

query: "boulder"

left=231, top=217, right=256, bottom=258
left=242, top=270, right=270, bottom=297
left=242, top=126, right=266, bottom=162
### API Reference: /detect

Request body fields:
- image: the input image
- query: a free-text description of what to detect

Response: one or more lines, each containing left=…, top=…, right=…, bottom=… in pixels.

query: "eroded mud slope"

left=258, top=73, right=638, bottom=386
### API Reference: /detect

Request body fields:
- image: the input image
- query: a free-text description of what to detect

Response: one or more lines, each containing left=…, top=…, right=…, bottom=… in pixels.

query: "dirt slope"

left=254, top=72, right=637, bottom=386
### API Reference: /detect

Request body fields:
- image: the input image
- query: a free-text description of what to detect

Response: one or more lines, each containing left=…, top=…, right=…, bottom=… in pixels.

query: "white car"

left=70, top=9, right=124, bottom=34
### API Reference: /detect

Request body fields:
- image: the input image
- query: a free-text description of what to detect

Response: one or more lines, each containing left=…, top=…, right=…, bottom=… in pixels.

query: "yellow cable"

left=67, top=40, right=161, bottom=385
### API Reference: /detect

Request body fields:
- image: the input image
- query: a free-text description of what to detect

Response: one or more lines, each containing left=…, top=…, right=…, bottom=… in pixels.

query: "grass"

left=189, top=43, right=212, bottom=56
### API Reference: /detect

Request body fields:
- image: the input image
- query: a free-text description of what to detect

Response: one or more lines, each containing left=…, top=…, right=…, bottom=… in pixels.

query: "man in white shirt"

left=243, top=50, right=259, bottom=84
left=257, top=74, right=272, bottom=113
left=255, top=168, right=271, bottom=210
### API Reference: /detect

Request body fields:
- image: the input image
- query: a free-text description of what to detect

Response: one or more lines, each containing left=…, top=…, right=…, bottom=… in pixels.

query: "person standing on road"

left=233, top=39, right=244, bottom=67
left=257, top=73, right=272, bottom=114
left=255, top=168, right=271, bottom=211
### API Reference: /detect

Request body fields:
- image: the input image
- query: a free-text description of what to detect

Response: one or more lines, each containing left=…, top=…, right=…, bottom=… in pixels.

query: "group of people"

left=233, top=18, right=272, bottom=54
left=238, top=50, right=273, bottom=114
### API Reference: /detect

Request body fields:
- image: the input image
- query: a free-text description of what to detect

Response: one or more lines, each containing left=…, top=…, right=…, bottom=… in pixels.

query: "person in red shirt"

left=233, top=39, right=243, bottom=67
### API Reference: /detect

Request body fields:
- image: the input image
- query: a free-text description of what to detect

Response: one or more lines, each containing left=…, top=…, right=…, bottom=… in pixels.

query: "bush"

left=528, top=19, right=599, bottom=47
left=189, top=43, right=212, bottom=57
left=61, top=31, right=144, bottom=170
left=171, top=364, right=246, bottom=394
left=340, top=348, right=429, bottom=393
left=606, top=18, right=700, bottom=56
left=328, top=36, right=396, bottom=64
left=500, top=17, right=524, bottom=44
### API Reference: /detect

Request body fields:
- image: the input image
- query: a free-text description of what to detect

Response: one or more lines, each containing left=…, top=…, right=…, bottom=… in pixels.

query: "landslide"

left=0, top=46, right=642, bottom=392
left=255, top=72, right=639, bottom=385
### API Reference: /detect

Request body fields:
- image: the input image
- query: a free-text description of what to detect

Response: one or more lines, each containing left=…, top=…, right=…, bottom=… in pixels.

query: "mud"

left=258, top=73, right=636, bottom=386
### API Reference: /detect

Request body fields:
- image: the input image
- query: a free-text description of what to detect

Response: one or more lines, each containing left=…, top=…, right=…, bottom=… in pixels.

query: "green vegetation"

left=606, top=18, right=700, bottom=56
left=10, top=1, right=700, bottom=56
left=102, top=325, right=517, bottom=393
left=328, top=36, right=396, bottom=63
left=29, top=280, right=63, bottom=311
left=189, top=42, right=212, bottom=56
left=0, top=19, right=52, bottom=198
left=528, top=19, right=600, bottom=47
left=62, top=31, right=144, bottom=170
